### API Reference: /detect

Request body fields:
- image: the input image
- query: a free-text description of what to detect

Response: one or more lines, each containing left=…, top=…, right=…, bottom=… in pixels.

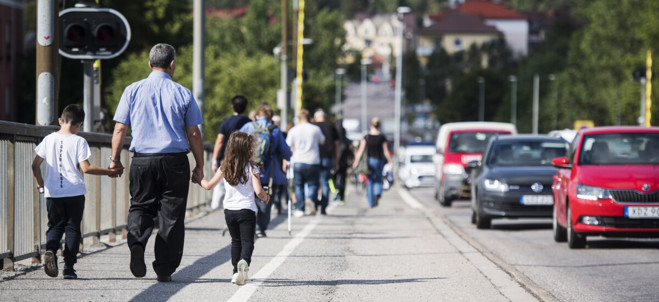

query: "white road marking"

left=398, top=187, right=426, bottom=209
left=228, top=202, right=337, bottom=302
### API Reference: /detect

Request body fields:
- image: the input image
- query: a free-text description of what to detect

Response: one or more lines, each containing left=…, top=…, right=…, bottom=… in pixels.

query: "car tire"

left=475, top=207, right=491, bottom=229
left=567, top=204, right=586, bottom=248
left=553, top=205, right=567, bottom=242
left=471, top=210, right=476, bottom=224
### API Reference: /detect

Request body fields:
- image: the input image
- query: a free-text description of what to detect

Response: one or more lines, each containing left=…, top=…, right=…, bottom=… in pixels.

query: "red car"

left=552, top=126, right=659, bottom=248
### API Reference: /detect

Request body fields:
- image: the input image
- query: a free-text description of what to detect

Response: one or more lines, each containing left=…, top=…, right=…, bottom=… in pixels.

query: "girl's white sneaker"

left=236, top=259, right=249, bottom=285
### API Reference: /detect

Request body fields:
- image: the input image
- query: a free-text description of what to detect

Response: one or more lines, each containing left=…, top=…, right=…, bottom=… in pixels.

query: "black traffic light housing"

left=59, top=8, right=131, bottom=60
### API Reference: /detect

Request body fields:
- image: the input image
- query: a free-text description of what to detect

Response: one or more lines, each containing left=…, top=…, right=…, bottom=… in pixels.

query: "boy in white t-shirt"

left=31, top=104, right=121, bottom=279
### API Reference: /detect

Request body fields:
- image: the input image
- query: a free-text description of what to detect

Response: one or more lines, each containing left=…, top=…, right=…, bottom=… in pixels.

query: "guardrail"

left=0, top=121, right=212, bottom=270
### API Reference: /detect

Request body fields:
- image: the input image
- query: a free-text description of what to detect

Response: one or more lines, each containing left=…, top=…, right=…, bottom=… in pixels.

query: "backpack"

left=251, top=121, right=277, bottom=169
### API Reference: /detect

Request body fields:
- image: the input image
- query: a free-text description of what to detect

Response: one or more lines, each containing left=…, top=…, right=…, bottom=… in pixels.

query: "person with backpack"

left=210, top=96, right=250, bottom=210
left=239, top=103, right=291, bottom=237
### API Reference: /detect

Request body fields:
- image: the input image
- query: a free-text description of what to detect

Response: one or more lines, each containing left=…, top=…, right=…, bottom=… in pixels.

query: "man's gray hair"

left=149, top=43, right=176, bottom=69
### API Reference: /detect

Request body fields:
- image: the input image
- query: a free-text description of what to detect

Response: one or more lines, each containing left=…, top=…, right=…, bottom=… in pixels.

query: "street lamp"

left=394, top=6, right=411, bottom=158
left=508, top=75, right=517, bottom=126
left=335, top=68, right=345, bottom=115
left=477, top=76, right=485, bottom=121
left=361, top=58, right=371, bottom=134
left=548, top=74, right=558, bottom=128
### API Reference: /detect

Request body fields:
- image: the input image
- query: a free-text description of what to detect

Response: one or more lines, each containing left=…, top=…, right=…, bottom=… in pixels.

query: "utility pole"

left=335, top=68, right=345, bottom=115
left=280, top=0, right=288, bottom=130
left=532, top=74, right=539, bottom=134
left=36, top=0, right=58, bottom=126
left=193, top=0, right=205, bottom=138
left=294, top=0, right=305, bottom=116
left=509, top=75, right=517, bottom=127
left=477, top=77, right=485, bottom=121
left=394, top=6, right=410, bottom=158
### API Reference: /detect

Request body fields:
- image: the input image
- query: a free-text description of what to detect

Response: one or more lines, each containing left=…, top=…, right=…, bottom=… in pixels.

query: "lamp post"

left=361, top=58, right=371, bottom=134
left=394, top=6, right=411, bottom=157
left=335, top=68, right=345, bottom=115
left=508, top=75, right=517, bottom=126
left=477, top=76, right=485, bottom=121
left=549, top=74, right=558, bottom=128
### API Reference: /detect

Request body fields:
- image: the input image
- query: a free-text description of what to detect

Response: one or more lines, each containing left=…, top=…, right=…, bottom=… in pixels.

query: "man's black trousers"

left=127, top=153, right=190, bottom=277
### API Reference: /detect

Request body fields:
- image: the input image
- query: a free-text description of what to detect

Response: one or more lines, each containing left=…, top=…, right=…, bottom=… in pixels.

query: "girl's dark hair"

left=221, top=132, right=257, bottom=186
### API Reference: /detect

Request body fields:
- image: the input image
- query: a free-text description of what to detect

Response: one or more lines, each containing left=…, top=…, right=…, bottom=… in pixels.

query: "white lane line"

left=398, top=187, right=426, bottom=209
left=228, top=202, right=337, bottom=302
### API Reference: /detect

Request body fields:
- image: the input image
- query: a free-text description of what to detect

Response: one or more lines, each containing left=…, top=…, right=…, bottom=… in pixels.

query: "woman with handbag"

left=352, top=117, right=392, bottom=208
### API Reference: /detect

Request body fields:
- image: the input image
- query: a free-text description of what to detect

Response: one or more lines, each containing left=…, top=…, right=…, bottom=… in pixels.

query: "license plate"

left=625, top=206, right=659, bottom=219
left=520, top=195, right=553, bottom=205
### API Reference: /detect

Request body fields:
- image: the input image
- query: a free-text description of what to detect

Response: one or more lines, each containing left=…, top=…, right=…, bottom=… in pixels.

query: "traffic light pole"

left=83, top=60, right=94, bottom=132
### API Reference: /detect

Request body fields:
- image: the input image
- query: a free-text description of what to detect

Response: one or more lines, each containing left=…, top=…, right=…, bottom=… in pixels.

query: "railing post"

left=3, top=138, right=15, bottom=271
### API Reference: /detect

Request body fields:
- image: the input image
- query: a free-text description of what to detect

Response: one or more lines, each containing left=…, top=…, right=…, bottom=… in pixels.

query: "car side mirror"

left=466, top=160, right=481, bottom=169
left=552, top=157, right=571, bottom=169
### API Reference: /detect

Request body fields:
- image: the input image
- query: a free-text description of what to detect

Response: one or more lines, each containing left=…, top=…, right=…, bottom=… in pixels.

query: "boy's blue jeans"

left=46, top=195, right=85, bottom=269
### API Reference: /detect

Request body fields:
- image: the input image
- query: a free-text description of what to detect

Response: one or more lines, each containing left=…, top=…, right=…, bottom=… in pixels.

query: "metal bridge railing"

left=0, top=121, right=212, bottom=270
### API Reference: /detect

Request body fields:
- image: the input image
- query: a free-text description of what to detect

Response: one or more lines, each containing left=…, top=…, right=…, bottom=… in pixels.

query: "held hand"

left=191, top=172, right=202, bottom=184
left=109, top=161, right=124, bottom=178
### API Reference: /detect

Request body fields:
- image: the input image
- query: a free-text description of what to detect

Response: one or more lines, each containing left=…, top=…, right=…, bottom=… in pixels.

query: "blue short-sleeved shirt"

left=113, top=71, right=203, bottom=153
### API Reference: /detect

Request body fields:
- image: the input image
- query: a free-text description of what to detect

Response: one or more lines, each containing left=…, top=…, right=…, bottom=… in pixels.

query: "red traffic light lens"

left=95, top=24, right=114, bottom=42
left=66, top=24, right=85, bottom=42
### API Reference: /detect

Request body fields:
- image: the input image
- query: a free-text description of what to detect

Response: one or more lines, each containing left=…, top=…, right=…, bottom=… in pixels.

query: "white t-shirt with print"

left=222, top=164, right=258, bottom=212
left=286, top=122, right=326, bottom=165
left=34, top=132, right=91, bottom=198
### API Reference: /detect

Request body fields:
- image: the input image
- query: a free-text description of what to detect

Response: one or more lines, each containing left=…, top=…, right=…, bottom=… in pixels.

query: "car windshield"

left=579, top=132, right=659, bottom=165
left=487, top=140, right=568, bottom=166
left=410, top=154, right=433, bottom=163
left=448, top=131, right=510, bottom=153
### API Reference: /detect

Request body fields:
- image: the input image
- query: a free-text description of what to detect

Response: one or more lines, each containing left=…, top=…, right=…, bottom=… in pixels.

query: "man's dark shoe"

left=258, top=230, right=267, bottom=238
left=43, top=250, right=58, bottom=278
left=157, top=274, right=172, bottom=282
left=130, top=244, right=146, bottom=278
left=63, top=268, right=77, bottom=279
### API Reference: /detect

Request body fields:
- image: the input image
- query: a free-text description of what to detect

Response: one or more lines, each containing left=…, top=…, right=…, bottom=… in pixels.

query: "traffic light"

left=59, top=7, right=131, bottom=60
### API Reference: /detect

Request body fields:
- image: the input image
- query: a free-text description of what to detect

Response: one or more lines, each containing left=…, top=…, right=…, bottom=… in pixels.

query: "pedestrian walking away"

left=286, top=109, right=325, bottom=217
left=109, top=43, right=204, bottom=282
left=352, top=117, right=392, bottom=208
left=194, top=132, right=271, bottom=286
left=312, top=109, right=340, bottom=215
left=211, top=95, right=251, bottom=210
left=240, top=103, right=291, bottom=237
left=31, top=104, right=122, bottom=280
left=333, top=118, right=354, bottom=205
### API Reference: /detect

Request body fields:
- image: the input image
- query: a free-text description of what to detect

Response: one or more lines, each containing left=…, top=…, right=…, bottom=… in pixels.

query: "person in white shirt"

left=32, top=104, right=121, bottom=279
left=285, top=109, right=325, bottom=217
left=194, top=132, right=269, bottom=286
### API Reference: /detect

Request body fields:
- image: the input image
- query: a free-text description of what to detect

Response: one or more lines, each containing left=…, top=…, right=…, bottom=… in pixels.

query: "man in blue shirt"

left=240, top=103, right=291, bottom=237
left=109, top=43, right=204, bottom=282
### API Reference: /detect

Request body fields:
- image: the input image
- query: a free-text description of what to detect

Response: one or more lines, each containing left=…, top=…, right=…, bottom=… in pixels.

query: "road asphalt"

left=0, top=185, right=540, bottom=302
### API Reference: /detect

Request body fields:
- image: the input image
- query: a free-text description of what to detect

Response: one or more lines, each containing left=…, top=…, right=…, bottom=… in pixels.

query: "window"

left=454, top=38, right=463, bottom=50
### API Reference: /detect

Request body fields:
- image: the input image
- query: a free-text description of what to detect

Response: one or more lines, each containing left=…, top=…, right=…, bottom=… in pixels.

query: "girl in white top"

left=196, top=132, right=269, bottom=286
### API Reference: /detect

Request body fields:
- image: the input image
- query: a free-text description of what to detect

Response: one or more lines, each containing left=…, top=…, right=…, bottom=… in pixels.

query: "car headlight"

left=576, top=184, right=612, bottom=201
left=443, top=164, right=465, bottom=175
left=484, top=179, right=509, bottom=192
left=411, top=168, right=418, bottom=175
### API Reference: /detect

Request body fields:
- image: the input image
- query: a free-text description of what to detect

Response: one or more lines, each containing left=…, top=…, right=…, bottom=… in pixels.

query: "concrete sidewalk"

left=0, top=185, right=539, bottom=301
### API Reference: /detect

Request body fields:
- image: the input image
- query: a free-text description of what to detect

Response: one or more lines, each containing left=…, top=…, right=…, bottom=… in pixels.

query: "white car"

left=398, top=144, right=436, bottom=188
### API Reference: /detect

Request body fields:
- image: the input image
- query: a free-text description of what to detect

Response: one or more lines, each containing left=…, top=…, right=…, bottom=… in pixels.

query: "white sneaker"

left=236, top=259, right=249, bottom=285
left=231, top=273, right=238, bottom=284
left=305, top=199, right=316, bottom=215
left=294, top=210, right=305, bottom=217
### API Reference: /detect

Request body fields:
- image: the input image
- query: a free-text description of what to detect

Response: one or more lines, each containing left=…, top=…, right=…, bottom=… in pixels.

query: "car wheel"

left=471, top=210, right=476, bottom=224
left=567, top=204, right=586, bottom=248
left=475, top=206, right=491, bottom=229
left=553, top=205, right=567, bottom=242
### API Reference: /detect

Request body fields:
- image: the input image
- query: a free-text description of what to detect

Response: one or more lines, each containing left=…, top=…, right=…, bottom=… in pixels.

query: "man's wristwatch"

left=110, top=156, right=121, bottom=163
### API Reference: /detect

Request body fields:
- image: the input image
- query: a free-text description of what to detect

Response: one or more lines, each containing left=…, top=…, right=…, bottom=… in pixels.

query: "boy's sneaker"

left=231, top=273, right=238, bottom=284
left=236, top=259, right=249, bottom=285
left=340, top=200, right=346, bottom=206
left=63, top=268, right=77, bottom=279
left=293, top=210, right=305, bottom=217
left=43, top=250, right=58, bottom=278
left=130, top=244, right=146, bottom=278
left=305, top=199, right=316, bottom=215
